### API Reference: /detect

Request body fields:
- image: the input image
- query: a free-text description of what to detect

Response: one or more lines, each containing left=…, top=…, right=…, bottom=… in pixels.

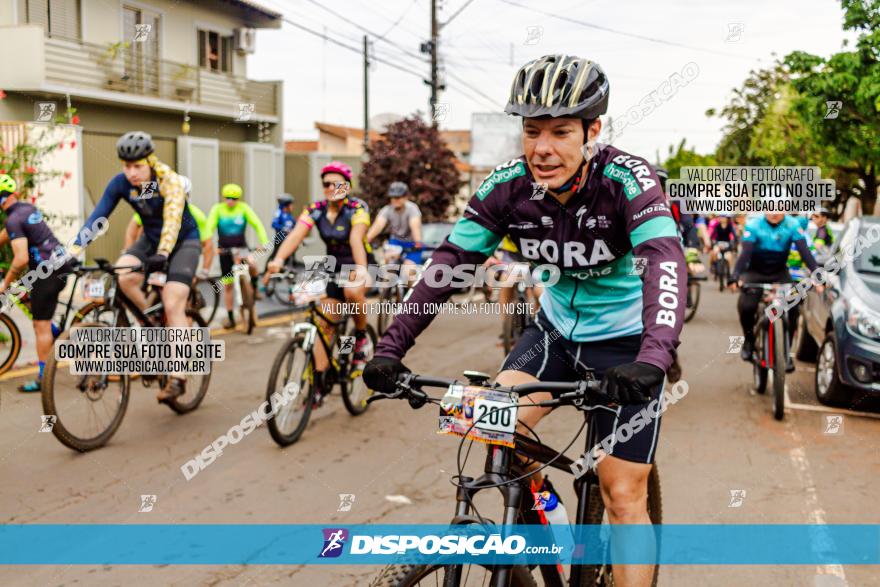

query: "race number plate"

left=82, top=279, right=104, bottom=300
left=473, top=397, right=517, bottom=434
left=439, top=386, right=518, bottom=447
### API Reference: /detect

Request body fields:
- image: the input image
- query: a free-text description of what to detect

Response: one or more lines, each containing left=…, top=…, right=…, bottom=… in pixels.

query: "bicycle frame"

left=748, top=284, right=791, bottom=370
left=448, top=413, right=601, bottom=587
left=293, top=300, right=352, bottom=381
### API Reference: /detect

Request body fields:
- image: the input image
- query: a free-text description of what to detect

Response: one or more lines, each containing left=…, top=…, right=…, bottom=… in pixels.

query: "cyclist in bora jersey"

left=729, top=213, right=821, bottom=370
left=205, top=183, right=269, bottom=329
left=265, top=161, right=375, bottom=398
left=365, top=55, right=686, bottom=587
left=69, top=131, right=202, bottom=402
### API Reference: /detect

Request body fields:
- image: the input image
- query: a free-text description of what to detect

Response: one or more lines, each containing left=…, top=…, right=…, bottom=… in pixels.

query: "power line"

left=442, top=0, right=477, bottom=27
left=378, top=0, right=421, bottom=39
left=296, top=0, right=430, bottom=65
left=278, top=15, right=426, bottom=79
left=496, top=0, right=759, bottom=61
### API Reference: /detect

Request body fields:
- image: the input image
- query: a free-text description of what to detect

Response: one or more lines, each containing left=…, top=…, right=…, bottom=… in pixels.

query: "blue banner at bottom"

left=0, top=524, right=878, bottom=565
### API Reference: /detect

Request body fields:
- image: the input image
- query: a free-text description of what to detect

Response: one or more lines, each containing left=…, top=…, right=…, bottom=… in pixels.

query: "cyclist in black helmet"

left=69, top=131, right=202, bottom=403
left=367, top=55, right=685, bottom=587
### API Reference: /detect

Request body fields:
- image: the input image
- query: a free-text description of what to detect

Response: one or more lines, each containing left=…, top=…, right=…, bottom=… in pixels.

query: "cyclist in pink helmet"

left=265, top=160, right=375, bottom=405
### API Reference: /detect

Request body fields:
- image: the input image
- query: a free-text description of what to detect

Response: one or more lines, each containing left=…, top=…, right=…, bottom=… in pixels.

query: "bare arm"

left=409, top=215, right=423, bottom=244
left=3, top=238, right=29, bottom=288
left=0, top=229, right=9, bottom=248
left=272, top=221, right=311, bottom=265
left=350, top=223, right=368, bottom=268
left=366, top=215, right=387, bottom=243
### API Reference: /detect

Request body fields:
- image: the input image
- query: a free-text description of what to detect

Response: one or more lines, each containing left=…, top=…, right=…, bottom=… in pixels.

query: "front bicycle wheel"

left=266, top=334, right=315, bottom=446
left=371, top=563, right=537, bottom=587
left=165, top=310, right=212, bottom=414
left=341, top=324, right=377, bottom=415
left=771, top=318, right=786, bottom=421
left=0, top=312, right=22, bottom=375
left=238, top=274, right=256, bottom=335
left=683, top=279, right=700, bottom=323
left=41, top=322, right=131, bottom=452
left=69, top=301, right=118, bottom=327
left=754, top=327, right=769, bottom=394
left=581, top=465, right=662, bottom=587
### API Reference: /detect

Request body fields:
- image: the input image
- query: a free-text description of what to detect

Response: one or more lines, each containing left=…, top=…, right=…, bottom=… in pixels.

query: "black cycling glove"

left=363, top=356, right=410, bottom=394
left=600, top=361, right=664, bottom=405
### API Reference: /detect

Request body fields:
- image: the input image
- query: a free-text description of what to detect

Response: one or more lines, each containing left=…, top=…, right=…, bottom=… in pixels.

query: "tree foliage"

left=358, top=115, right=463, bottom=222
left=662, top=139, right=717, bottom=180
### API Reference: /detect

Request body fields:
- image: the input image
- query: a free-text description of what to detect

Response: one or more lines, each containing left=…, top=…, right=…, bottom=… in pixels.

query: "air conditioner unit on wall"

left=234, top=28, right=256, bottom=54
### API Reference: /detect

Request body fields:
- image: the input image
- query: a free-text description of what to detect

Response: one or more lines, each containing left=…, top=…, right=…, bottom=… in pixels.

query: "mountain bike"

left=683, top=273, right=705, bottom=324
left=265, top=284, right=377, bottom=446
left=265, top=255, right=305, bottom=306
left=42, top=259, right=211, bottom=452
left=188, top=274, right=221, bottom=325
left=712, top=242, right=734, bottom=291
left=744, top=282, right=790, bottom=421
left=369, top=370, right=662, bottom=587
left=0, top=266, right=111, bottom=375
left=217, top=247, right=256, bottom=334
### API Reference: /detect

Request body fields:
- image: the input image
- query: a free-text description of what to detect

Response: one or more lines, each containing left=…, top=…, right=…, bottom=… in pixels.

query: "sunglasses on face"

left=323, top=181, right=347, bottom=189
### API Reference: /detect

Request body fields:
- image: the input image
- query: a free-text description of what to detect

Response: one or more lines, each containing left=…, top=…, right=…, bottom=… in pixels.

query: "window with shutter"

left=27, top=0, right=80, bottom=40
left=198, top=28, right=234, bottom=74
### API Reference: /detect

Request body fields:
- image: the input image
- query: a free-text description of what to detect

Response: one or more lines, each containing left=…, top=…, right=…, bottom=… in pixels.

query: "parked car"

left=795, top=216, right=880, bottom=405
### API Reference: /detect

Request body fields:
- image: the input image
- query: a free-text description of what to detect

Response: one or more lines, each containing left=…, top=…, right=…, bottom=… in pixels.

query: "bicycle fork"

left=445, top=446, right=524, bottom=587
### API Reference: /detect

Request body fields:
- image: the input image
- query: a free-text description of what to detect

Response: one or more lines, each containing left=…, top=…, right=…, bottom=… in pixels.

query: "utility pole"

left=430, top=0, right=438, bottom=122
left=363, top=35, right=369, bottom=155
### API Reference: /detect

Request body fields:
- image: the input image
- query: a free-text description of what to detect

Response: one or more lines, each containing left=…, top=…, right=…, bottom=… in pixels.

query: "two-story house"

left=0, top=0, right=284, bottom=259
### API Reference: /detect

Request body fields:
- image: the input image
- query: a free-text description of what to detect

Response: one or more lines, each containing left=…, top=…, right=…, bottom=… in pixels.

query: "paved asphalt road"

left=0, top=284, right=878, bottom=586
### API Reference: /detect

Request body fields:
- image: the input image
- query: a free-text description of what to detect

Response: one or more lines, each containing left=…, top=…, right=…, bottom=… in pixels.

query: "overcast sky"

left=249, top=0, right=852, bottom=162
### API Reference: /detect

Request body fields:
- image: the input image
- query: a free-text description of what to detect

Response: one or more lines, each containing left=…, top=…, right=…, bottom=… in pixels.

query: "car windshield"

left=854, top=225, right=880, bottom=275
left=421, top=223, right=454, bottom=247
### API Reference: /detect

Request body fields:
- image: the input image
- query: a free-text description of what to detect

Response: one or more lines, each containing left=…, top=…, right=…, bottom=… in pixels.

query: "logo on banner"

left=319, top=528, right=348, bottom=558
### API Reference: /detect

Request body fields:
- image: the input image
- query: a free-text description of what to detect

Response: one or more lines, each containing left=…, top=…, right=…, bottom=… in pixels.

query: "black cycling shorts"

left=499, top=310, right=665, bottom=465
left=29, top=267, right=72, bottom=320
left=125, top=235, right=200, bottom=285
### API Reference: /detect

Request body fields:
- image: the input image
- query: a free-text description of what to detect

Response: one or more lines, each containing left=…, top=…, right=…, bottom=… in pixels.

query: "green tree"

left=706, top=62, right=789, bottom=166
left=784, top=0, right=880, bottom=213
left=358, top=115, right=462, bottom=222
left=662, top=139, right=717, bottom=180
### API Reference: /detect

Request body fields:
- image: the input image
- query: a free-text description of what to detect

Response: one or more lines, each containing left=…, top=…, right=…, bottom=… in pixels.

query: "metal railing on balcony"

left=42, top=36, right=277, bottom=117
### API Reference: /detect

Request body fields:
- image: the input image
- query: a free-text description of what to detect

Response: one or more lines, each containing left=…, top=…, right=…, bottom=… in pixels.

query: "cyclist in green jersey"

left=205, top=183, right=269, bottom=329
left=125, top=176, right=214, bottom=276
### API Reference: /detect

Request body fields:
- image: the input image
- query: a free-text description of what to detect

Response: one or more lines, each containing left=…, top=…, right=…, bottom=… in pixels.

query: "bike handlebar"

left=367, top=372, right=605, bottom=410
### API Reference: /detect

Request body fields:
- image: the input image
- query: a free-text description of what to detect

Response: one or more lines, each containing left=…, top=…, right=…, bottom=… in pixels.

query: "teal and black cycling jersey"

left=205, top=201, right=269, bottom=249
left=374, top=144, right=687, bottom=373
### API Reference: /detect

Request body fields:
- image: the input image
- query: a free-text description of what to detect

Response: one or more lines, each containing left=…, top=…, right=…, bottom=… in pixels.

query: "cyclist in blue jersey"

left=365, top=55, right=686, bottom=587
left=730, top=213, right=821, bottom=370
left=69, top=131, right=201, bottom=403
left=0, top=174, right=76, bottom=392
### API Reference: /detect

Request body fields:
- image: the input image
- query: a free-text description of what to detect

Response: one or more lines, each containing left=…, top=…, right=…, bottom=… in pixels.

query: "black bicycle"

left=42, top=259, right=211, bottom=451
left=713, top=241, right=733, bottom=291
left=265, top=287, right=377, bottom=446
left=369, top=370, right=662, bottom=587
left=743, top=282, right=790, bottom=421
